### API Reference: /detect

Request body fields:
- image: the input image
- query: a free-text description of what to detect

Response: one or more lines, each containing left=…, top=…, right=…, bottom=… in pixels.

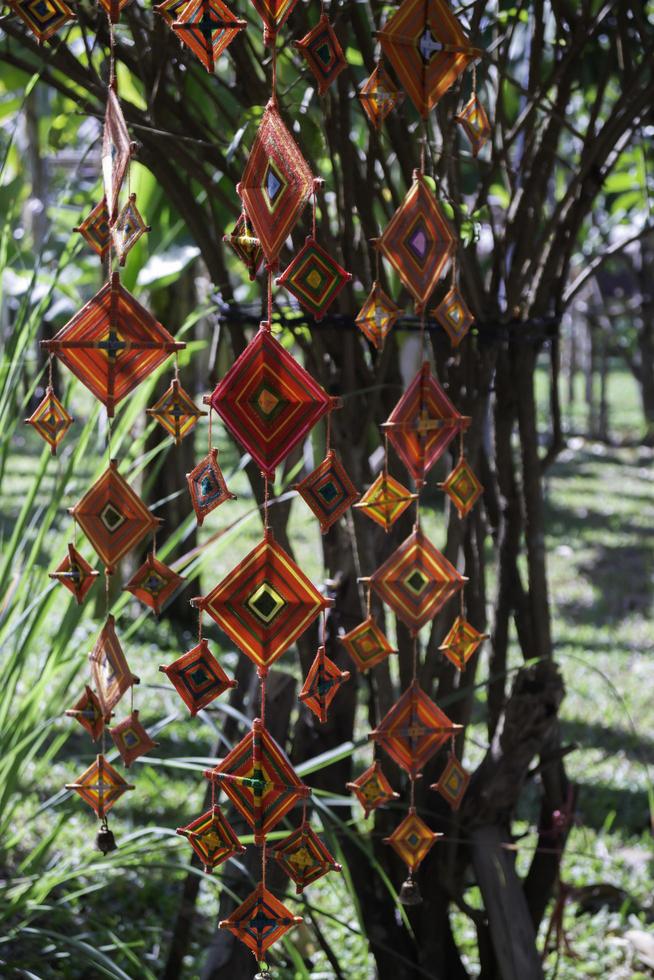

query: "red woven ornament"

left=147, top=378, right=207, bottom=444
left=89, top=615, right=140, bottom=717
left=65, top=754, right=133, bottom=818
left=186, top=448, right=236, bottom=525
left=205, top=719, right=310, bottom=844
left=440, top=455, right=482, bottom=518
left=432, top=284, right=475, bottom=347
left=7, top=0, right=74, bottom=42
left=299, top=645, right=350, bottom=723
left=294, top=14, right=347, bottom=96
left=455, top=93, right=491, bottom=157
left=210, top=324, right=331, bottom=478
left=237, top=101, right=313, bottom=264
left=382, top=362, right=469, bottom=486
left=273, top=821, right=341, bottom=893
left=370, top=679, right=462, bottom=777
left=154, top=0, right=191, bottom=25
left=439, top=615, right=486, bottom=670
left=354, top=472, right=417, bottom=532
left=172, top=0, right=246, bottom=73
left=219, top=882, right=303, bottom=960
left=249, top=0, right=298, bottom=42
left=277, top=237, right=352, bottom=321
left=378, top=173, right=455, bottom=311
left=384, top=808, right=441, bottom=871
left=346, top=760, right=399, bottom=817
left=194, top=531, right=329, bottom=673
left=359, top=64, right=402, bottom=130
left=370, top=526, right=465, bottom=632
left=355, top=282, right=402, bottom=350
left=98, top=0, right=131, bottom=24
left=430, top=753, right=470, bottom=810
left=223, top=213, right=264, bottom=281
left=69, top=459, right=158, bottom=573
left=294, top=449, right=359, bottom=533
left=65, top=686, right=106, bottom=741
left=43, top=274, right=183, bottom=417
left=24, top=386, right=73, bottom=455
left=377, top=0, right=479, bottom=118
left=340, top=616, right=396, bottom=672
left=109, top=710, right=158, bottom=767
left=160, top=638, right=237, bottom=715
left=124, top=553, right=184, bottom=615
left=111, top=194, right=150, bottom=266
left=177, top=805, right=245, bottom=872
left=102, top=90, right=133, bottom=220
left=50, top=543, right=99, bottom=604
left=74, top=198, right=110, bottom=260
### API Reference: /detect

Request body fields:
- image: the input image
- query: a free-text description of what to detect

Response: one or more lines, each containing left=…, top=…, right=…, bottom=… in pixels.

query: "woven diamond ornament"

left=186, top=448, right=236, bottom=525
left=25, top=386, right=72, bottom=455
left=102, top=90, right=133, bottom=220
left=160, top=638, right=237, bottom=715
left=238, top=101, right=313, bottom=263
left=172, top=0, right=246, bottom=73
left=359, top=64, right=402, bottom=130
left=277, top=236, right=352, bottom=321
left=430, top=752, right=470, bottom=810
left=43, top=274, right=183, bottom=417
left=223, top=213, right=264, bottom=281
left=378, top=174, right=455, bottom=311
left=124, top=553, right=184, bottom=615
left=194, top=531, right=329, bottom=673
left=340, top=616, right=396, bottom=672
left=65, top=685, right=106, bottom=741
left=432, top=285, right=475, bottom=347
left=219, top=882, right=303, bottom=960
left=89, top=615, right=140, bottom=717
left=439, top=615, right=486, bottom=670
left=377, top=0, right=479, bottom=117
left=383, top=362, right=469, bottom=486
left=355, top=282, right=402, bottom=350
left=299, top=645, right=350, bottom=723
left=295, top=14, right=347, bottom=96
left=273, top=821, right=341, bottom=893
left=69, top=459, right=158, bottom=573
left=148, top=378, right=207, bottom=444
left=50, top=543, right=99, bottom=604
left=370, top=679, right=462, bottom=777
left=210, top=324, right=332, bottom=478
left=111, top=194, right=150, bottom=266
left=205, top=719, right=310, bottom=843
left=455, top=93, right=491, bottom=156
left=294, top=449, right=359, bottom=533
left=65, top=754, right=133, bottom=818
left=98, top=0, right=131, bottom=23
left=384, top=808, right=441, bottom=871
left=354, top=472, right=417, bottom=532
left=249, top=0, right=298, bottom=41
left=154, top=0, right=190, bottom=24
left=370, top=526, right=465, bottom=633
left=109, top=710, right=158, bottom=767
left=177, top=805, right=246, bottom=872
left=346, top=760, right=399, bottom=817
left=7, top=0, right=74, bottom=42
left=74, top=198, right=110, bottom=260
left=440, top=455, right=482, bottom=518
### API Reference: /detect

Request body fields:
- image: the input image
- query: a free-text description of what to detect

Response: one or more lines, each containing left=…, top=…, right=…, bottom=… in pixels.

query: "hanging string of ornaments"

left=14, top=0, right=491, bottom=973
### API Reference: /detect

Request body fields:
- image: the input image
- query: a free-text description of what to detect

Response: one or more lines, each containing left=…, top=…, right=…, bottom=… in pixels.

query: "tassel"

left=96, top=820, right=117, bottom=854
left=399, top=873, right=422, bottom=906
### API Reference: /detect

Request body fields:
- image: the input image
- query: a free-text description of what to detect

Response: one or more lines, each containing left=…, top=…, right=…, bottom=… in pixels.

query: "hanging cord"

left=47, top=353, right=54, bottom=391
left=208, top=405, right=213, bottom=452
left=104, top=568, right=110, bottom=616
left=366, top=582, right=372, bottom=619
left=411, top=633, right=418, bottom=682
left=472, top=61, right=477, bottom=98
left=263, top=475, right=271, bottom=532
left=326, top=408, right=332, bottom=453
left=266, top=267, right=273, bottom=327
left=174, top=350, right=180, bottom=382
left=312, top=187, right=318, bottom=240
left=270, top=31, right=278, bottom=104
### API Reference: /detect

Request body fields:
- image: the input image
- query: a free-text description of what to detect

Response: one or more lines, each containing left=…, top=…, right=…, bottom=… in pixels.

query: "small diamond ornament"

left=340, top=616, right=396, bottom=672
left=294, top=450, right=359, bottom=533
left=346, top=760, right=399, bottom=817
left=223, top=213, right=264, bottom=281
left=74, top=198, right=111, bottom=260
left=440, top=456, right=483, bottom=518
left=186, top=448, right=236, bottom=525
left=273, top=821, right=341, bottom=893
left=430, top=752, right=470, bottom=810
left=65, top=686, right=107, bottom=741
left=277, top=237, right=352, bottom=322
left=299, top=645, right=350, bottom=723
left=355, top=282, right=402, bottom=350
left=432, top=285, right=475, bottom=347
left=111, top=194, right=150, bottom=266
left=177, top=805, right=245, bottom=872
left=438, top=615, right=486, bottom=670
left=160, top=639, right=237, bottom=715
left=109, top=710, right=158, bottom=767
left=65, top=754, right=134, bottom=818
left=49, top=543, right=99, bottom=604
left=384, top=808, right=441, bottom=871
left=25, top=386, right=73, bottom=455
left=124, top=553, right=184, bottom=615
left=294, top=14, right=347, bottom=96
left=359, top=64, right=402, bottom=130
left=354, top=472, right=417, bottom=532
left=148, top=378, right=207, bottom=444
left=455, top=93, right=491, bottom=157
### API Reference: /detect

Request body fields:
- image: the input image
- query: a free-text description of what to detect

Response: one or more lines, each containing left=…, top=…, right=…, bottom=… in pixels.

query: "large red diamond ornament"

left=383, top=362, right=469, bottom=486
left=43, top=274, right=183, bottom=416
left=370, top=526, right=465, bottom=633
left=205, top=719, right=310, bottom=843
left=177, top=805, right=245, bottom=872
left=194, top=530, right=329, bottom=673
left=209, top=324, right=332, bottom=478
left=370, top=679, right=462, bottom=777
left=237, top=101, right=314, bottom=264
left=377, top=0, right=479, bottom=118
left=172, top=0, right=246, bottom=73
left=219, top=882, right=303, bottom=959
left=378, top=174, right=455, bottom=311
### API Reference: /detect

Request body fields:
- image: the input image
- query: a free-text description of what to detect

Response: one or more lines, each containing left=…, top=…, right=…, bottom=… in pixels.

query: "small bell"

left=96, top=820, right=117, bottom=855
left=254, top=961, right=272, bottom=979
left=399, top=873, right=422, bottom=906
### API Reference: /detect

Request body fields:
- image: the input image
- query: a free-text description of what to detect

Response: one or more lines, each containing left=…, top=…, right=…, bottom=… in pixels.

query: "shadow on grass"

left=559, top=718, right=654, bottom=766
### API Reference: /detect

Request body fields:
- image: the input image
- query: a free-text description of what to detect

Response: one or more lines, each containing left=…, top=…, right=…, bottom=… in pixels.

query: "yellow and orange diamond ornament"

left=438, top=614, right=486, bottom=670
